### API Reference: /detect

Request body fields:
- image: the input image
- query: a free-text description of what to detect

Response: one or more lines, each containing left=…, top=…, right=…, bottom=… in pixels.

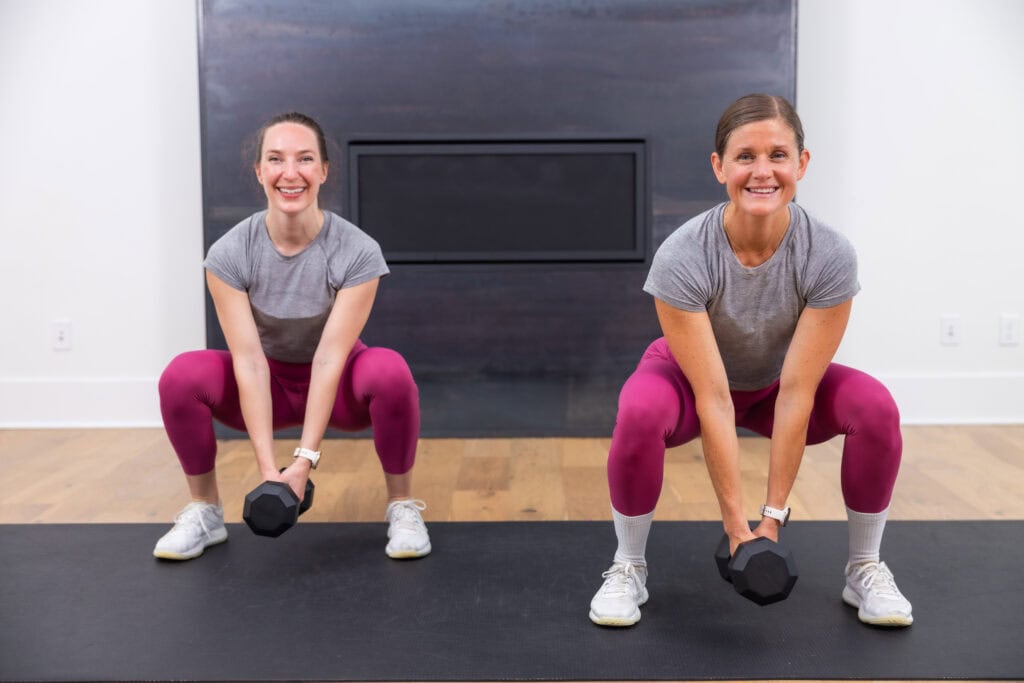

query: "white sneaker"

left=153, top=501, right=228, bottom=561
left=589, top=561, right=649, bottom=626
left=843, top=561, right=914, bottom=626
left=385, top=499, right=431, bottom=559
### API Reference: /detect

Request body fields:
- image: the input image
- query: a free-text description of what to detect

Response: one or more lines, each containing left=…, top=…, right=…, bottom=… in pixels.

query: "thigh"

left=327, top=341, right=392, bottom=431
left=805, top=363, right=899, bottom=445
left=160, top=349, right=249, bottom=432
left=731, top=364, right=899, bottom=445
left=619, top=340, right=700, bottom=448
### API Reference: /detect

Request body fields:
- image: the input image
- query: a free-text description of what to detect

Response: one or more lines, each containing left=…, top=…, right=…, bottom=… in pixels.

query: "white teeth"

left=748, top=188, right=777, bottom=194
left=279, top=187, right=304, bottom=195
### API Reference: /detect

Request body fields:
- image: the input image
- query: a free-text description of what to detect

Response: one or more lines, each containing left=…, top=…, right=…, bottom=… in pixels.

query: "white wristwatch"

left=293, top=447, right=321, bottom=469
left=760, top=504, right=791, bottom=526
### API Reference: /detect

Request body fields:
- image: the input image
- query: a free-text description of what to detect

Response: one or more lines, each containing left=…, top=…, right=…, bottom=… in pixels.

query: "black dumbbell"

left=714, top=534, right=798, bottom=605
left=243, top=470, right=315, bottom=538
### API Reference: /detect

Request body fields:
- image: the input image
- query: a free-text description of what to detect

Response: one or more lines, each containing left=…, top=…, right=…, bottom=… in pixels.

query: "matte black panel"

left=3, top=521, right=1023, bottom=681
left=198, top=1, right=797, bottom=436
left=349, top=140, right=646, bottom=263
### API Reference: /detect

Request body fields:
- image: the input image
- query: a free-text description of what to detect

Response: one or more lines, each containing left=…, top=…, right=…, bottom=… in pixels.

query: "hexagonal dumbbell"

left=243, top=472, right=315, bottom=538
left=714, top=534, right=798, bottom=605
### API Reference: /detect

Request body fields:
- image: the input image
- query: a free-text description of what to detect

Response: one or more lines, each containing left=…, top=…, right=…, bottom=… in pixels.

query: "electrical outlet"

left=51, top=319, right=72, bottom=351
left=940, top=314, right=961, bottom=346
left=999, top=313, right=1021, bottom=346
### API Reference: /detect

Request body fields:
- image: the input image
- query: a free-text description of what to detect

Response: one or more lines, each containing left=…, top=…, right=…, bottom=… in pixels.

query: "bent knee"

left=846, top=383, right=900, bottom=430
left=838, top=379, right=902, bottom=451
left=615, top=401, right=675, bottom=439
left=354, top=347, right=418, bottom=398
left=159, top=351, right=220, bottom=400
left=615, top=379, right=680, bottom=442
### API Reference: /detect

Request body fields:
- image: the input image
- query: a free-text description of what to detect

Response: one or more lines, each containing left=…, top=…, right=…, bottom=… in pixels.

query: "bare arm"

left=206, top=271, right=277, bottom=478
left=300, top=277, right=379, bottom=451
left=758, top=299, right=852, bottom=538
left=655, top=299, right=752, bottom=547
left=285, top=278, right=380, bottom=481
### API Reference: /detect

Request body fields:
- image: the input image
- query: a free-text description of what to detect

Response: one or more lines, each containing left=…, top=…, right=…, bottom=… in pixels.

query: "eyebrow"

left=734, top=144, right=791, bottom=153
left=264, top=149, right=317, bottom=156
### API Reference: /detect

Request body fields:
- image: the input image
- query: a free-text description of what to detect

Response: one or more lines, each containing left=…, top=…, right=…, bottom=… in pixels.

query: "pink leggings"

left=608, top=338, right=902, bottom=516
left=159, top=341, right=419, bottom=476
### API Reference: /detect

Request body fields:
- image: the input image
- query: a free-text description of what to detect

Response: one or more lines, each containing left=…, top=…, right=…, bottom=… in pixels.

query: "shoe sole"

left=589, top=588, right=649, bottom=627
left=386, top=542, right=431, bottom=559
left=589, top=610, right=641, bottom=627
left=842, top=587, right=913, bottom=627
left=153, top=532, right=228, bottom=561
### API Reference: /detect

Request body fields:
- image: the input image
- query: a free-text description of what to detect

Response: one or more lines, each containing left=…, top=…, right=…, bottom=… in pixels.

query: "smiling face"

left=254, top=121, right=329, bottom=218
left=710, top=117, right=809, bottom=221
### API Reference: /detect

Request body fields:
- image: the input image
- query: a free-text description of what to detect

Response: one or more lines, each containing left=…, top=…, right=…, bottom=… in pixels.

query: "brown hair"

left=714, top=94, right=804, bottom=157
left=252, top=112, right=329, bottom=165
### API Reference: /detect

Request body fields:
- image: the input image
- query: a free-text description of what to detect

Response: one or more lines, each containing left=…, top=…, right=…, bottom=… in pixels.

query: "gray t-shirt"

left=644, top=202, right=860, bottom=390
left=204, top=210, right=389, bottom=363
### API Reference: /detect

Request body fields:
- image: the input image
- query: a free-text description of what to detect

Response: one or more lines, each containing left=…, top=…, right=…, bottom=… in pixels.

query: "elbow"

left=775, top=382, right=815, bottom=420
left=232, top=352, right=268, bottom=377
left=310, top=350, right=347, bottom=380
left=695, top=393, right=735, bottom=424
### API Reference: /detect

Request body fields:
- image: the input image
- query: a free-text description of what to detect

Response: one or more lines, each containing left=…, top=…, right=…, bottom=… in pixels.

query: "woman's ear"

left=796, top=148, right=810, bottom=180
left=710, top=152, right=726, bottom=184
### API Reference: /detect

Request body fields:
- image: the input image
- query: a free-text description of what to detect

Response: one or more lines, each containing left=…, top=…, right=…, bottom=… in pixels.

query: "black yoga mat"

left=2, top=521, right=1022, bottom=682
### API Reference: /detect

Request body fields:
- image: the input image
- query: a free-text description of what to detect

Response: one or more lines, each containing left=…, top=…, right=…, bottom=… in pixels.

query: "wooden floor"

left=2, top=425, right=1022, bottom=524
left=2, top=425, right=1022, bottom=683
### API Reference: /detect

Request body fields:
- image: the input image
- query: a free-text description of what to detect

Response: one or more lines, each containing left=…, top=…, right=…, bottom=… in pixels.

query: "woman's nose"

left=752, top=156, right=772, bottom=178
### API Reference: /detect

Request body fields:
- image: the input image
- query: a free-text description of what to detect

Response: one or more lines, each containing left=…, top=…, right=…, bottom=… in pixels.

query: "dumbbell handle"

left=277, top=467, right=314, bottom=512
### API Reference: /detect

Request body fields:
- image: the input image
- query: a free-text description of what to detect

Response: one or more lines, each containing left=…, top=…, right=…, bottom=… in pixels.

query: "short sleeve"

left=803, top=229, right=860, bottom=308
left=203, top=224, right=250, bottom=291
left=642, top=220, right=716, bottom=312
left=324, top=215, right=391, bottom=290
left=333, top=240, right=389, bottom=289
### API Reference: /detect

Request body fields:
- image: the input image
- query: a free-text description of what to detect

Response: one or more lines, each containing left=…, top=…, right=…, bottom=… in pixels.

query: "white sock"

left=847, top=507, right=888, bottom=567
left=612, top=508, right=654, bottom=569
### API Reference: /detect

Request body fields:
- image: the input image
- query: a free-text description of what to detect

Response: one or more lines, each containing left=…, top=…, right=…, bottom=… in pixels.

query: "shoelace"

left=175, top=503, right=215, bottom=536
left=852, top=561, right=903, bottom=599
left=386, top=499, right=427, bottom=532
left=599, top=562, right=643, bottom=598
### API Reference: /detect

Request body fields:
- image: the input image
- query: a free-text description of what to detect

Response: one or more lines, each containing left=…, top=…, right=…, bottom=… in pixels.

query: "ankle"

left=613, top=552, right=647, bottom=569
left=847, top=557, right=880, bottom=572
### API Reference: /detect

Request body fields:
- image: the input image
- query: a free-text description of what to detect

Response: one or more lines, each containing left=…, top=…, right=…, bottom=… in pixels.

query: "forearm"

left=763, top=299, right=851, bottom=519
left=298, top=351, right=348, bottom=454
left=232, top=356, right=277, bottom=477
left=697, top=400, right=748, bottom=536
left=765, top=390, right=813, bottom=516
left=295, top=278, right=378, bottom=456
left=653, top=300, right=748, bottom=536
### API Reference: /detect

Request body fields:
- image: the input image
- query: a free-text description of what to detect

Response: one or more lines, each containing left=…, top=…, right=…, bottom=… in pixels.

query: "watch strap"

left=760, top=504, right=791, bottom=526
left=293, top=447, right=320, bottom=469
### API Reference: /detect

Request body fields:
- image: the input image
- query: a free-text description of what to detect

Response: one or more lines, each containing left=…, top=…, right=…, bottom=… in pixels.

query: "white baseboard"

left=1, top=373, right=1021, bottom=428
left=878, top=372, right=1024, bottom=424
left=0, top=378, right=163, bottom=428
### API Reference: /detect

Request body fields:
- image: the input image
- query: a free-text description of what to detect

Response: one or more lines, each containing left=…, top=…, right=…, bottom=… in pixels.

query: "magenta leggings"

left=159, top=341, right=419, bottom=476
left=608, top=338, right=902, bottom=516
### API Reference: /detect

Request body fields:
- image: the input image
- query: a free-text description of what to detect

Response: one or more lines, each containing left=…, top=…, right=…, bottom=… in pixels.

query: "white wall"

left=0, top=0, right=205, bottom=426
left=0, top=0, right=1020, bottom=427
left=796, top=0, right=1024, bottom=422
